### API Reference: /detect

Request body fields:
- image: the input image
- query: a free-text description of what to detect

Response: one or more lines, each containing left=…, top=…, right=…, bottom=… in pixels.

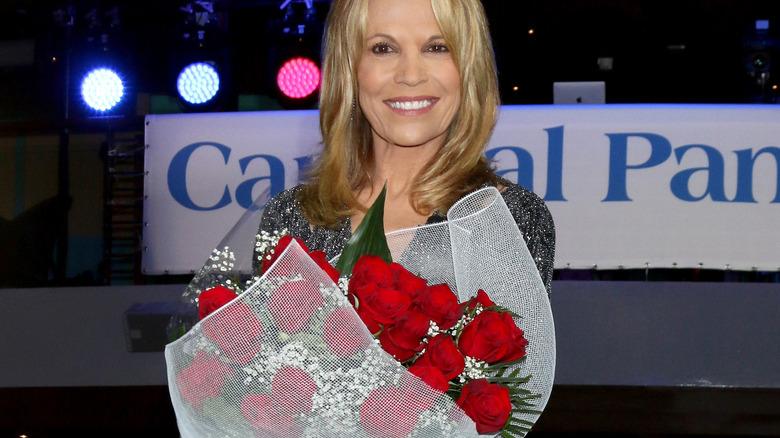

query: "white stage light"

left=81, top=68, right=124, bottom=112
left=177, top=62, right=221, bottom=105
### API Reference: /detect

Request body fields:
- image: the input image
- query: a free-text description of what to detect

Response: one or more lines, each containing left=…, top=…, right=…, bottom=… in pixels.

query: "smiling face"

left=357, top=0, right=461, bottom=153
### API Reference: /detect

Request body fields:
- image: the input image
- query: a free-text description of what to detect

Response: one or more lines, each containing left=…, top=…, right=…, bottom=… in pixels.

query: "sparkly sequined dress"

left=258, top=180, right=555, bottom=294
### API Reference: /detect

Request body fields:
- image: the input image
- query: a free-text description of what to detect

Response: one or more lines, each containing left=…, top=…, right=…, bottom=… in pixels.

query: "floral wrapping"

left=165, top=187, right=555, bottom=437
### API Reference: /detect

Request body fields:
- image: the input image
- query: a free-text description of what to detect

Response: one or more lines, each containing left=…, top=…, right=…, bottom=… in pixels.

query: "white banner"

left=143, top=105, right=780, bottom=274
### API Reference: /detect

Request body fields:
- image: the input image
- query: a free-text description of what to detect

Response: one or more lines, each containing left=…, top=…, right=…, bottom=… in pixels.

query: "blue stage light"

left=177, top=62, right=221, bottom=104
left=80, top=68, right=124, bottom=112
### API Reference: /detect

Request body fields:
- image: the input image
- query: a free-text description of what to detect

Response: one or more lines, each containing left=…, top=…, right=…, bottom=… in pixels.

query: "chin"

left=390, top=130, right=448, bottom=149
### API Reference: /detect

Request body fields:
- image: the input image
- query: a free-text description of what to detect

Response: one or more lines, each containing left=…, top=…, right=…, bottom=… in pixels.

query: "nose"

left=394, top=52, right=427, bottom=86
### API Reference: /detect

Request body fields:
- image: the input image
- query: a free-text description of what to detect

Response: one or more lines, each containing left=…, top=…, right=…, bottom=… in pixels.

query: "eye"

left=371, top=42, right=394, bottom=54
left=426, top=43, right=449, bottom=53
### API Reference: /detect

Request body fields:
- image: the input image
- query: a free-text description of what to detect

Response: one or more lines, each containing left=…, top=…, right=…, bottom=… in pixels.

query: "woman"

left=260, top=0, right=555, bottom=293
left=170, top=5, right=556, bottom=435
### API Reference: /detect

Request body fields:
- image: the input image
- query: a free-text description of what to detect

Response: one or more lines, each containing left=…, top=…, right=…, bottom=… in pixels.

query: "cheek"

left=438, top=65, right=462, bottom=118
left=356, top=61, right=383, bottom=99
left=436, top=58, right=459, bottom=84
left=446, top=68, right=461, bottom=90
left=357, top=67, right=383, bottom=119
left=447, top=73, right=461, bottom=103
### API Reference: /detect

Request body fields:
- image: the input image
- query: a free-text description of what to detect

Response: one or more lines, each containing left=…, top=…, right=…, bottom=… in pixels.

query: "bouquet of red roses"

left=166, top=187, right=555, bottom=438
left=344, top=252, right=541, bottom=435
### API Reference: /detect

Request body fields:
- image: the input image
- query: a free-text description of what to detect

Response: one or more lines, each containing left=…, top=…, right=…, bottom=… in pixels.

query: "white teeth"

left=388, top=100, right=432, bottom=110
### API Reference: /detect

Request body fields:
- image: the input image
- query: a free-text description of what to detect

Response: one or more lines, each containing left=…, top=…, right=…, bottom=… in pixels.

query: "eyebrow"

left=366, top=33, right=445, bottom=43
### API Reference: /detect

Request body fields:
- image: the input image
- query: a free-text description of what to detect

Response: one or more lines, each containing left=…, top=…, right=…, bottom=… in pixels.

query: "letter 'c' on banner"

left=168, top=142, right=233, bottom=211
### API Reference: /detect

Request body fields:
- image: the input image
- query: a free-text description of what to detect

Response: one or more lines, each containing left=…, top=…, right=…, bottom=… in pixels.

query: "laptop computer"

left=553, top=81, right=606, bottom=104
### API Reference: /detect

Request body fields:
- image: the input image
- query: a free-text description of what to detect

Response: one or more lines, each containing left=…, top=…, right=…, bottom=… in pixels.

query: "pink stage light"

left=276, top=57, right=321, bottom=99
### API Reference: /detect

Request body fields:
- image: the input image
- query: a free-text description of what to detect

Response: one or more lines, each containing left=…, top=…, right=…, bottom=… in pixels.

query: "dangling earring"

left=350, top=98, right=356, bottom=121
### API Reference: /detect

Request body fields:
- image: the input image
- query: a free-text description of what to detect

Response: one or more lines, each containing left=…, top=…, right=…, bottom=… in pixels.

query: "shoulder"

left=265, top=185, right=304, bottom=209
left=261, top=184, right=350, bottom=258
left=260, top=185, right=306, bottom=231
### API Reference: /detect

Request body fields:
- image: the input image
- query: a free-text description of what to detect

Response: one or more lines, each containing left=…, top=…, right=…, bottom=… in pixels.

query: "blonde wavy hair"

left=299, top=0, right=500, bottom=228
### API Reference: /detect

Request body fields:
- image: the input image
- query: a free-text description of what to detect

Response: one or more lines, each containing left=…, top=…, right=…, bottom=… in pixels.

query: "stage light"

left=267, top=1, right=323, bottom=108
left=177, top=62, right=221, bottom=104
left=170, top=3, right=233, bottom=111
left=276, top=57, right=320, bottom=99
left=744, top=19, right=778, bottom=103
left=80, top=67, right=124, bottom=112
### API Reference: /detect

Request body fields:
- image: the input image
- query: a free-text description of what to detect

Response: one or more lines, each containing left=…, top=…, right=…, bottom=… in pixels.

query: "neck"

left=367, top=136, right=443, bottom=199
left=350, top=136, right=442, bottom=232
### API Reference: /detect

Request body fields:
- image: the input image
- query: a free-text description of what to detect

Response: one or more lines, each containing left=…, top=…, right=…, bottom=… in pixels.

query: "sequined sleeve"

left=498, top=181, right=556, bottom=295
left=255, top=187, right=307, bottom=270
left=258, top=187, right=302, bottom=241
left=258, top=186, right=351, bottom=262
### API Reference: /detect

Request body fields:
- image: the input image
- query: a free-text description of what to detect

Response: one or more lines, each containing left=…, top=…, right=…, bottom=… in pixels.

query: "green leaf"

left=490, top=304, right=521, bottom=318
left=511, top=396, right=542, bottom=406
left=507, top=385, right=533, bottom=393
left=509, top=391, right=534, bottom=399
left=168, top=324, right=187, bottom=342
left=335, top=183, right=392, bottom=274
left=511, top=408, right=543, bottom=415
left=503, top=424, right=531, bottom=434
left=508, top=368, right=531, bottom=380
left=486, top=376, right=531, bottom=384
left=486, top=356, right=527, bottom=370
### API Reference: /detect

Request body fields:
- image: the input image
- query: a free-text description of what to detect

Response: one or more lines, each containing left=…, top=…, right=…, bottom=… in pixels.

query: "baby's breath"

left=337, top=276, right=350, bottom=296
left=205, top=246, right=243, bottom=293
left=458, top=356, right=489, bottom=382
left=255, top=228, right=288, bottom=264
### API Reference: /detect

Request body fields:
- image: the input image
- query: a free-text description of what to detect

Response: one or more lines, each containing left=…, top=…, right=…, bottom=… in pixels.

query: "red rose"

left=414, top=333, right=465, bottom=380
left=308, top=250, right=340, bottom=282
left=241, top=394, right=273, bottom=428
left=407, top=364, right=449, bottom=393
left=350, top=256, right=418, bottom=326
left=389, top=263, right=428, bottom=300
left=465, top=289, right=495, bottom=311
left=241, top=394, right=302, bottom=437
left=377, top=310, right=429, bottom=362
left=198, top=285, right=237, bottom=319
left=202, top=301, right=262, bottom=365
left=458, top=310, right=528, bottom=364
left=262, top=235, right=340, bottom=284
left=354, top=284, right=413, bottom=326
left=272, top=367, right=317, bottom=415
left=356, top=305, right=383, bottom=335
left=351, top=255, right=393, bottom=288
left=418, top=283, right=461, bottom=330
left=324, top=307, right=370, bottom=357
left=456, top=379, right=512, bottom=434
left=176, top=350, right=234, bottom=410
left=360, top=387, right=418, bottom=438
left=401, top=365, right=449, bottom=412
left=261, top=235, right=308, bottom=274
left=268, top=281, right=324, bottom=334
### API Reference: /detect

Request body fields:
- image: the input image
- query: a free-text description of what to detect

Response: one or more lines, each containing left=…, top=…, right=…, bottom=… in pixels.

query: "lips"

left=384, top=97, right=439, bottom=114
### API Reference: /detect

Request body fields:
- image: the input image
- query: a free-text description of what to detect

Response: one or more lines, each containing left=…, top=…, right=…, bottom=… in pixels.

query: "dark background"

left=1, top=0, right=779, bottom=122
